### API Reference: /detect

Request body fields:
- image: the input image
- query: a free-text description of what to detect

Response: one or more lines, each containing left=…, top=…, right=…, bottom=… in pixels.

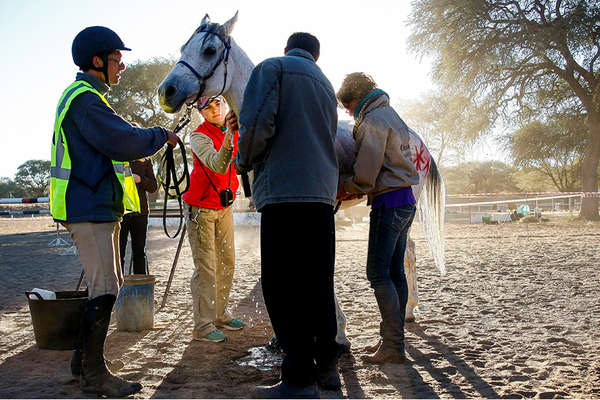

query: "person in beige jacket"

left=182, top=96, right=244, bottom=343
left=337, top=72, right=419, bottom=364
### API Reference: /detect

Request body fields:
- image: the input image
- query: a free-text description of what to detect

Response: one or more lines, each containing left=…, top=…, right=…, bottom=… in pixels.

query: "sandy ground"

left=0, top=214, right=599, bottom=399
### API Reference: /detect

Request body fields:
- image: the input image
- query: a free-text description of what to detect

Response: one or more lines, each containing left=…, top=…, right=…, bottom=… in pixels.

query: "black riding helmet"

left=71, top=26, right=130, bottom=85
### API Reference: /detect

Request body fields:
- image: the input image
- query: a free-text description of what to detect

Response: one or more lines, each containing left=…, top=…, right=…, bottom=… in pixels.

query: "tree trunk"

left=579, top=118, right=600, bottom=220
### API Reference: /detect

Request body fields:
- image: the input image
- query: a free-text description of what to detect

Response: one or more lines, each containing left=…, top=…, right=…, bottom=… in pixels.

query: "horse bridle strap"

left=177, top=28, right=231, bottom=108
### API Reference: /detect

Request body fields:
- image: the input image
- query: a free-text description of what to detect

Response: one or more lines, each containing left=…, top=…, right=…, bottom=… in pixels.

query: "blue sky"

left=0, top=0, right=502, bottom=179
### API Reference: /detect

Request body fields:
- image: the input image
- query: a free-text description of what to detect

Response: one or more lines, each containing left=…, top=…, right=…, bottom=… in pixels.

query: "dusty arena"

left=0, top=215, right=599, bottom=398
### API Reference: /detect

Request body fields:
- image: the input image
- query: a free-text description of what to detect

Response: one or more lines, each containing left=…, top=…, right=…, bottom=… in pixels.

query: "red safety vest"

left=183, top=121, right=239, bottom=209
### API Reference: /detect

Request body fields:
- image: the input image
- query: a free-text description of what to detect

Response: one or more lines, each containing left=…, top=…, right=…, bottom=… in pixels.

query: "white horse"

left=158, top=13, right=446, bottom=349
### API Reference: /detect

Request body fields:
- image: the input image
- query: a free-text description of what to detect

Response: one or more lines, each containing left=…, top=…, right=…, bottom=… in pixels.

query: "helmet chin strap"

left=89, top=52, right=110, bottom=85
left=100, top=53, right=110, bottom=85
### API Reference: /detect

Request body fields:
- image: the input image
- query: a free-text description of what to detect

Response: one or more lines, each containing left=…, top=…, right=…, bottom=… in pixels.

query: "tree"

left=408, top=0, right=600, bottom=219
left=396, top=90, right=489, bottom=165
left=14, top=160, right=50, bottom=197
left=441, top=161, right=520, bottom=194
left=106, top=57, right=200, bottom=198
left=512, top=168, right=557, bottom=191
left=0, top=177, right=26, bottom=198
left=506, top=113, right=586, bottom=191
left=107, top=57, right=182, bottom=130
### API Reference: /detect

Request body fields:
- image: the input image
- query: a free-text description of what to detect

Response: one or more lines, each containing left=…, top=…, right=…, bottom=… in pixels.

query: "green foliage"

left=106, top=57, right=200, bottom=190
left=106, top=57, right=179, bottom=129
left=408, top=0, right=599, bottom=121
left=13, top=160, right=50, bottom=197
left=106, top=57, right=201, bottom=146
left=441, top=161, right=520, bottom=194
left=396, top=91, right=489, bottom=165
left=408, top=0, right=600, bottom=218
left=0, top=176, right=26, bottom=198
left=511, top=169, right=556, bottom=192
left=506, top=114, right=587, bottom=191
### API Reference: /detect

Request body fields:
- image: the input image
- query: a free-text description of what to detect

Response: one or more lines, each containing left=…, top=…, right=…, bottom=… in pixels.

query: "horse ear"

left=222, top=11, right=238, bottom=36
left=200, top=14, right=210, bottom=28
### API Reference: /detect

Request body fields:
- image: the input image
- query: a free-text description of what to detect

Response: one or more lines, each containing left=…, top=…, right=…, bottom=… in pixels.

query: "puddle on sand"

left=237, top=346, right=282, bottom=371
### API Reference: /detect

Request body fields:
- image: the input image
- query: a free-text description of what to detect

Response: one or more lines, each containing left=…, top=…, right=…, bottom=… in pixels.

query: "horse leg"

left=404, top=237, right=418, bottom=322
left=334, top=294, right=351, bottom=353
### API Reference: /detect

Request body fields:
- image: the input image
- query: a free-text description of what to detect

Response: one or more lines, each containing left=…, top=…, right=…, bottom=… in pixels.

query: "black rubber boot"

left=72, top=348, right=124, bottom=376
left=336, top=341, right=351, bottom=356
left=80, top=294, right=142, bottom=397
left=71, top=288, right=87, bottom=377
left=316, top=358, right=341, bottom=390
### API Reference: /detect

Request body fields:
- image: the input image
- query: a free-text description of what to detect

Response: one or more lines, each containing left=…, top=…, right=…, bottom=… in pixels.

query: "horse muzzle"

left=158, top=75, right=204, bottom=114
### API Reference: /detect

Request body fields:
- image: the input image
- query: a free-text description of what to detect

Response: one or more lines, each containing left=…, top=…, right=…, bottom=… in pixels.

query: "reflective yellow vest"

left=50, top=80, right=140, bottom=221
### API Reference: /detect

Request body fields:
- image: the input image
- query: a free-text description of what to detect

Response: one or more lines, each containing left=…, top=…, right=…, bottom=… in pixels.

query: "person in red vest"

left=182, top=96, right=244, bottom=342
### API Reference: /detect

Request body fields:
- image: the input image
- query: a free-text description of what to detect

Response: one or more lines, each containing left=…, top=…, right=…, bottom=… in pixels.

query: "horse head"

left=158, top=12, right=238, bottom=113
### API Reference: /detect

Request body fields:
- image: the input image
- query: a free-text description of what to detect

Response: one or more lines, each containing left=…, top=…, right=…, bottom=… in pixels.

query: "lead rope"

left=157, top=106, right=192, bottom=238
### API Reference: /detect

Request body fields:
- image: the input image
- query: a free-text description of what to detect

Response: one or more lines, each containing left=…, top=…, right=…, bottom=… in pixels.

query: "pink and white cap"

left=197, top=95, right=225, bottom=109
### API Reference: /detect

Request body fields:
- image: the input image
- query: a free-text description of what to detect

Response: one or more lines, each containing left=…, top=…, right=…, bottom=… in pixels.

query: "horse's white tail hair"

left=416, top=158, right=446, bottom=275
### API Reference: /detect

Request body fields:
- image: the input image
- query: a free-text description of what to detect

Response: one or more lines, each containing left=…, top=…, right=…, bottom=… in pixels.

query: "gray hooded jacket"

left=343, top=93, right=419, bottom=203
left=235, top=48, right=339, bottom=211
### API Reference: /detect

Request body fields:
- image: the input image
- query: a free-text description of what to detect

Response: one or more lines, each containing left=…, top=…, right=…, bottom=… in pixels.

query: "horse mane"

left=180, top=22, right=227, bottom=53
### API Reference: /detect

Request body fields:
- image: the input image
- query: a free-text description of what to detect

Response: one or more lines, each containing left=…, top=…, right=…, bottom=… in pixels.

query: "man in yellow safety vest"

left=50, top=26, right=177, bottom=397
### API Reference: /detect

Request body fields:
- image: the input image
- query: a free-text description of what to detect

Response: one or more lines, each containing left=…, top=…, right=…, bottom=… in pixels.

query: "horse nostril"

left=165, top=85, right=176, bottom=99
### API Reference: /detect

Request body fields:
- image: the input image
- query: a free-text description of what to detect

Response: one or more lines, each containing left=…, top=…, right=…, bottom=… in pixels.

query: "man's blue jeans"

left=366, top=204, right=416, bottom=354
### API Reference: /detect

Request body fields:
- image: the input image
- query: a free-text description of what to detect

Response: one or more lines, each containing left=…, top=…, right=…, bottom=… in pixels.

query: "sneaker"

left=219, top=318, right=245, bottom=331
left=198, top=329, right=227, bottom=342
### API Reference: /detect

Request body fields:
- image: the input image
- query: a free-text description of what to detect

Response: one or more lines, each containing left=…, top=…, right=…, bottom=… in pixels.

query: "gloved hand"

left=166, top=131, right=179, bottom=147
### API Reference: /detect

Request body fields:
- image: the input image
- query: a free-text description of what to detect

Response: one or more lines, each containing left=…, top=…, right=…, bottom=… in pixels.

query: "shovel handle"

left=76, top=270, right=85, bottom=291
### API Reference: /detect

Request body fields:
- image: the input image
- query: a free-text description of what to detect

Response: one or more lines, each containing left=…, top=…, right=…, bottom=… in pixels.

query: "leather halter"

left=176, top=27, right=231, bottom=109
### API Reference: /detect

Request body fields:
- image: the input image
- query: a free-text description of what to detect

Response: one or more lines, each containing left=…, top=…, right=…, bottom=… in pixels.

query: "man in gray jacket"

left=234, top=32, right=339, bottom=398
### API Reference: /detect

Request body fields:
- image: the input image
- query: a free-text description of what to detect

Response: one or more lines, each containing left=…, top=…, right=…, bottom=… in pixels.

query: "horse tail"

left=416, top=157, right=446, bottom=275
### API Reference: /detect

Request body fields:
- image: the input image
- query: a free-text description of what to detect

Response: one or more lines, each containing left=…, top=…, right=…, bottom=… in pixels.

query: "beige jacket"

left=343, top=93, right=419, bottom=203
left=190, top=131, right=233, bottom=174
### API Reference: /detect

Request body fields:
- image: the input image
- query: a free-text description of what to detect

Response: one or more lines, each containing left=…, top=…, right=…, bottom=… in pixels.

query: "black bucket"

left=25, top=290, right=88, bottom=350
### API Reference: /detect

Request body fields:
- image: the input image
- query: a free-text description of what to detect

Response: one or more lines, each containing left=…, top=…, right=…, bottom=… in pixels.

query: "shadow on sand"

left=0, top=230, right=81, bottom=312
left=406, top=322, right=501, bottom=398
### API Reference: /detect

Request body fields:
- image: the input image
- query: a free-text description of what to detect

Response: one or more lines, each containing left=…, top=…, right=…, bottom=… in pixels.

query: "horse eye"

left=203, top=46, right=216, bottom=56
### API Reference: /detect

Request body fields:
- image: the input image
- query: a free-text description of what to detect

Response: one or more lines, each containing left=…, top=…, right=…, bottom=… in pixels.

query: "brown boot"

left=251, top=381, right=319, bottom=398
left=363, top=338, right=382, bottom=354
left=80, top=295, right=142, bottom=397
left=361, top=347, right=406, bottom=364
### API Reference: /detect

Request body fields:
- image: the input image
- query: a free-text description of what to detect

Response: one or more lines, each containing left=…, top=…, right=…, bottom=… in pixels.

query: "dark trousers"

left=366, top=204, right=416, bottom=353
left=119, top=213, right=149, bottom=275
left=260, top=202, right=338, bottom=386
